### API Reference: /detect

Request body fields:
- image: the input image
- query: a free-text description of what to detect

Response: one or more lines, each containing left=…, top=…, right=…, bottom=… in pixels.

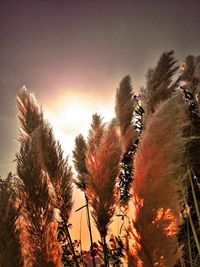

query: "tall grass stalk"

left=181, top=170, right=200, bottom=256
left=187, top=218, right=194, bottom=267
left=189, top=169, right=200, bottom=228
left=178, top=169, right=200, bottom=264
left=73, top=134, right=96, bottom=267
left=186, top=204, right=200, bottom=255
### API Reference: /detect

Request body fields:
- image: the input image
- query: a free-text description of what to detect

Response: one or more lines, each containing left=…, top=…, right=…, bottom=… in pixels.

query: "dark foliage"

left=177, top=86, right=200, bottom=266
left=0, top=173, right=22, bottom=267
left=118, top=100, right=144, bottom=205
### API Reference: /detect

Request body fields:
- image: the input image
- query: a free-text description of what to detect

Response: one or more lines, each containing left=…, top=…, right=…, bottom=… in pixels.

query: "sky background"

left=0, top=0, right=200, bottom=248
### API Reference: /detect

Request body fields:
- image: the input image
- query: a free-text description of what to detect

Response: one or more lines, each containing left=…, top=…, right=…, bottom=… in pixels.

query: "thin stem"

left=85, top=193, right=96, bottom=267
left=79, top=209, right=83, bottom=261
left=102, top=235, right=109, bottom=267
left=187, top=217, right=194, bottom=267
left=187, top=205, right=200, bottom=256
left=190, top=169, right=200, bottom=228
left=64, top=220, right=80, bottom=267
left=182, top=167, right=200, bottom=256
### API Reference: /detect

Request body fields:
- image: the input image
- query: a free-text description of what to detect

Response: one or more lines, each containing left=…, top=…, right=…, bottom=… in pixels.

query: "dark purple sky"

left=0, top=0, right=200, bottom=177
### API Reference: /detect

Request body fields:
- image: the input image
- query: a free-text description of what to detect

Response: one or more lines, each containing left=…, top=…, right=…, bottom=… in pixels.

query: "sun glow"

left=43, top=91, right=114, bottom=157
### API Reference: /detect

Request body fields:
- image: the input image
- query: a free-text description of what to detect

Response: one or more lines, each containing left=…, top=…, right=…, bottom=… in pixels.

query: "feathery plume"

left=133, top=92, right=189, bottom=266
left=86, top=119, right=122, bottom=266
left=115, top=75, right=135, bottom=138
left=143, top=50, right=178, bottom=117
left=39, top=123, right=73, bottom=220
left=17, top=87, right=43, bottom=138
left=16, top=132, right=62, bottom=267
left=73, top=134, right=88, bottom=191
left=17, top=89, right=74, bottom=222
left=37, top=123, right=78, bottom=265
left=87, top=113, right=105, bottom=154
left=73, top=134, right=96, bottom=266
left=115, top=76, right=138, bottom=206
left=17, top=88, right=77, bottom=265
